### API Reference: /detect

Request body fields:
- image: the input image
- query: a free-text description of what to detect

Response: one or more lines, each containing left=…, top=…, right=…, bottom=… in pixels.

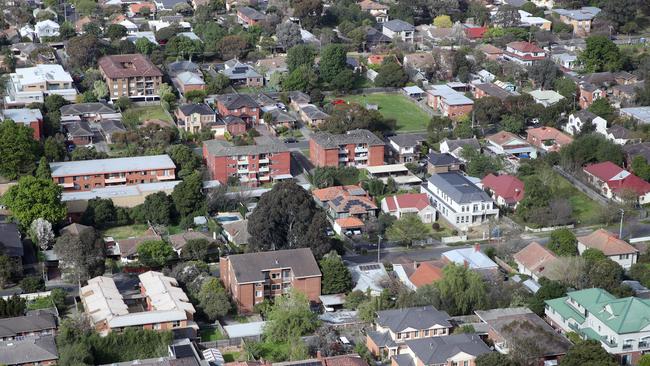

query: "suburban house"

left=519, top=10, right=552, bottom=30
left=545, top=288, right=650, bottom=365
left=552, top=7, right=601, bottom=36
left=358, top=0, right=389, bottom=22
left=309, top=129, right=385, bottom=168
left=33, top=19, right=60, bottom=40
left=60, top=102, right=118, bottom=122
left=485, top=131, right=538, bottom=159
left=221, top=219, right=250, bottom=246
left=564, top=110, right=607, bottom=136
left=298, top=104, right=330, bottom=127
left=366, top=306, right=453, bottom=357
left=427, top=152, right=462, bottom=174
left=422, top=172, right=499, bottom=231
left=382, top=19, right=415, bottom=43
left=175, top=103, right=216, bottom=134
left=527, top=89, right=566, bottom=107
left=475, top=308, right=571, bottom=365
left=237, top=6, right=266, bottom=27
left=477, top=44, right=503, bottom=60
left=65, top=121, right=94, bottom=146
left=577, top=229, right=638, bottom=269
left=391, top=334, right=491, bottom=366
left=442, top=246, right=499, bottom=273
left=513, top=242, right=559, bottom=281
left=380, top=193, right=436, bottom=223
left=220, top=60, right=264, bottom=87
left=80, top=271, right=196, bottom=335
left=393, top=260, right=445, bottom=290
left=439, top=138, right=480, bottom=161
left=503, top=41, right=546, bottom=66
left=98, top=54, right=163, bottom=101
left=526, top=126, right=573, bottom=153
left=219, top=248, right=322, bottom=313
left=0, top=335, right=59, bottom=366
left=327, top=191, right=379, bottom=221
left=387, top=133, right=428, bottom=163
left=578, top=82, right=606, bottom=109
left=313, top=185, right=367, bottom=207
left=49, top=155, right=177, bottom=191
left=583, top=161, right=650, bottom=205
left=471, top=82, right=517, bottom=101
left=202, top=140, right=291, bottom=186
left=214, top=115, right=248, bottom=137
left=172, top=71, right=206, bottom=95
left=426, top=85, right=474, bottom=119
left=214, top=93, right=260, bottom=126
left=5, top=64, right=77, bottom=105
left=0, top=223, right=23, bottom=262
left=0, top=311, right=57, bottom=341
left=0, top=108, right=43, bottom=140
left=481, top=174, right=524, bottom=209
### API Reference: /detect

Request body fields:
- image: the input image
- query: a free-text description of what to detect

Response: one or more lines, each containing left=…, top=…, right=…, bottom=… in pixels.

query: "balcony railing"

left=105, top=176, right=127, bottom=184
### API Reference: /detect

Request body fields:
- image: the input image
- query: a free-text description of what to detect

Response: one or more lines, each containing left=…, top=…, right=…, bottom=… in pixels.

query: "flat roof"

left=61, top=180, right=181, bottom=201
left=366, top=164, right=409, bottom=174
left=621, top=107, right=650, bottom=124
left=223, top=321, right=266, bottom=338
left=50, top=155, right=176, bottom=177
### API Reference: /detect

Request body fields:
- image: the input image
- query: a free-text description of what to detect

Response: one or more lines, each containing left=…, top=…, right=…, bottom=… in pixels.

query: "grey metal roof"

left=0, top=335, right=58, bottom=365
left=238, top=6, right=266, bottom=20
left=221, top=61, right=262, bottom=80
left=49, top=155, right=176, bottom=177
left=1, top=108, right=43, bottom=124
left=300, top=105, right=330, bottom=120
left=178, top=103, right=214, bottom=116
left=0, top=223, right=23, bottom=257
left=572, top=110, right=597, bottom=123
left=100, top=119, right=127, bottom=135
left=553, top=7, right=600, bottom=20
left=383, top=19, right=414, bottom=32
left=427, top=152, right=460, bottom=166
left=404, top=334, right=490, bottom=364
left=473, top=83, right=515, bottom=101
left=387, top=133, right=427, bottom=148
left=0, top=312, right=56, bottom=338
left=167, top=60, right=200, bottom=75
left=203, top=139, right=288, bottom=157
left=60, top=102, right=114, bottom=116
left=427, top=172, right=492, bottom=204
left=311, top=129, right=384, bottom=149
left=376, top=306, right=452, bottom=332
left=226, top=248, right=321, bottom=283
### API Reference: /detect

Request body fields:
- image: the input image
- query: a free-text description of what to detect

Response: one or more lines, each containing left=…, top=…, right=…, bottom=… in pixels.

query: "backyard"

left=335, top=93, right=431, bottom=132
left=103, top=224, right=150, bottom=239
left=129, top=105, right=174, bottom=123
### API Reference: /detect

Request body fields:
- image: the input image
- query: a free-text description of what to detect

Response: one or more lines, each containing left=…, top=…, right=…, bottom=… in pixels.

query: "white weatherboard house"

left=577, top=229, right=638, bottom=270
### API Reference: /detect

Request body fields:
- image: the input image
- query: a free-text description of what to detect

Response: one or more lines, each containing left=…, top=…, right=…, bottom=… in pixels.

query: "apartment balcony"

left=237, top=159, right=248, bottom=165
left=237, top=169, right=249, bottom=174
left=105, top=176, right=127, bottom=184
left=639, top=342, right=650, bottom=349
left=339, top=156, right=348, bottom=162
left=355, top=146, right=368, bottom=153
left=59, top=182, right=74, bottom=188
left=354, top=155, right=368, bottom=161
left=338, top=149, right=348, bottom=155
left=259, top=175, right=271, bottom=181
left=157, top=175, right=175, bottom=181
left=259, top=158, right=269, bottom=164
left=259, top=166, right=270, bottom=172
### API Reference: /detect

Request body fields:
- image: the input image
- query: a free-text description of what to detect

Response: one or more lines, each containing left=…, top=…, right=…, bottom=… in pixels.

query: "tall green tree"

left=548, top=229, right=577, bottom=256
left=171, top=172, right=204, bottom=218
left=587, top=98, right=616, bottom=121
left=435, top=264, right=487, bottom=315
left=578, top=35, right=623, bottom=73
left=319, top=251, right=353, bottom=295
left=386, top=214, right=432, bottom=246
left=53, top=228, right=104, bottom=281
left=374, top=61, right=408, bottom=87
left=2, top=176, right=66, bottom=227
left=263, top=289, right=318, bottom=342
left=35, top=157, right=51, bottom=180
left=319, top=44, right=348, bottom=83
left=198, top=277, right=231, bottom=321
left=0, top=119, right=39, bottom=179
left=142, top=191, right=173, bottom=225
left=476, top=353, right=517, bottom=366
left=137, top=240, right=176, bottom=267
left=559, top=340, right=617, bottom=366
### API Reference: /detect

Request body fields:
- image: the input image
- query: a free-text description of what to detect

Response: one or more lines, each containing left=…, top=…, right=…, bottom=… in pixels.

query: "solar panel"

left=359, top=264, right=381, bottom=271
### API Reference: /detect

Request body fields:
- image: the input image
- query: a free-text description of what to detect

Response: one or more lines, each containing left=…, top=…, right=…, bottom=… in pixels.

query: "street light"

left=377, top=235, right=383, bottom=264
left=619, top=209, right=625, bottom=239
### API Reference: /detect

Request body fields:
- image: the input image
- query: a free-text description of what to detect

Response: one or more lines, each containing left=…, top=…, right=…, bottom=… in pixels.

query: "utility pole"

left=377, top=235, right=382, bottom=264
left=619, top=209, right=625, bottom=239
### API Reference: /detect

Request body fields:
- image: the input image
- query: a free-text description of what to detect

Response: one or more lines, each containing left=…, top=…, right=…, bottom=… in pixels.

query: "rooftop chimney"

left=474, top=243, right=480, bottom=252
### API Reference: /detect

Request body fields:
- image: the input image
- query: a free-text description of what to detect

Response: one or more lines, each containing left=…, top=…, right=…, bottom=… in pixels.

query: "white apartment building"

left=5, top=65, right=77, bottom=106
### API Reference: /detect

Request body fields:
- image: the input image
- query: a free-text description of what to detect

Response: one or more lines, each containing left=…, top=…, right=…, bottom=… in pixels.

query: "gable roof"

left=313, top=185, right=366, bottom=202
left=329, top=195, right=378, bottom=214
left=215, top=93, right=259, bottom=110
left=0, top=312, right=57, bottom=338
left=442, top=247, right=498, bottom=270
left=427, top=172, right=492, bottom=204
left=486, top=131, right=528, bottom=147
left=178, top=103, right=214, bottom=116
left=577, top=229, right=638, bottom=256
left=513, top=242, right=558, bottom=279
left=481, top=174, right=524, bottom=204
left=66, top=121, right=94, bottom=137
left=238, top=6, right=266, bottom=20
left=50, top=155, right=176, bottom=177
left=388, top=133, right=427, bottom=148
left=311, top=129, right=384, bottom=149
left=409, top=261, right=444, bottom=288
left=376, top=306, right=451, bottom=332
left=60, top=102, right=114, bottom=116
left=507, top=41, right=544, bottom=53
left=584, top=161, right=627, bottom=181
left=383, top=193, right=431, bottom=212
left=427, top=152, right=460, bottom=166
left=442, top=138, right=480, bottom=152
left=226, top=248, right=321, bottom=283
left=403, top=333, right=490, bottom=365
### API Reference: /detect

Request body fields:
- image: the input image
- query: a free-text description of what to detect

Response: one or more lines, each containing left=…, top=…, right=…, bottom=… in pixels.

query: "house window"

left=423, top=329, right=429, bottom=337
left=271, top=284, right=280, bottom=290
left=620, top=254, right=629, bottom=260
left=271, top=273, right=279, bottom=279
left=172, top=320, right=180, bottom=328
left=256, top=291, right=263, bottom=297
left=153, top=323, right=161, bottom=330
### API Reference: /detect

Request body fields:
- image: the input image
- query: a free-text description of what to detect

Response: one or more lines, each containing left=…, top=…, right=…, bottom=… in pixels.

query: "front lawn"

left=335, top=93, right=430, bottom=132
left=129, top=106, right=173, bottom=123
left=199, top=327, right=226, bottom=341
left=103, top=224, right=150, bottom=239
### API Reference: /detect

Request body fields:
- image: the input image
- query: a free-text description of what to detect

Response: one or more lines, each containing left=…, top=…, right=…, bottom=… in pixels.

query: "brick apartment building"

left=1, top=108, right=44, bottom=140
left=309, top=129, right=385, bottom=168
left=50, top=155, right=177, bottom=191
left=98, top=54, right=163, bottom=101
left=202, top=140, right=291, bottom=186
left=214, top=93, right=260, bottom=127
left=219, top=248, right=322, bottom=313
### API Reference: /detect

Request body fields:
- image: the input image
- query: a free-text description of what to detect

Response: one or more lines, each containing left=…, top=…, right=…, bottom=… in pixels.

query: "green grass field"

left=103, top=224, right=150, bottom=239
left=336, top=93, right=430, bottom=132
left=199, top=327, right=226, bottom=341
left=130, top=106, right=173, bottom=123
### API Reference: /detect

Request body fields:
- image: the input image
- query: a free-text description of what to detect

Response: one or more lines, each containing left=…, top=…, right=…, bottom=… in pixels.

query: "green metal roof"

left=546, top=288, right=650, bottom=334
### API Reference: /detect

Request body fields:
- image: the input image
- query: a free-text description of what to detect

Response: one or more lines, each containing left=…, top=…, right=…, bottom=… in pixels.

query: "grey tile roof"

left=473, top=83, right=516, bottom=101
left=553, top=6, right=600, bottom=20
left=100, top=119, right=127, bottom=135
left=221, top=61, right=262, bottom=80
left=178, top=103, right=214, bottom=116
left=215, top=93, right=260, bottom=110
left=0, top=312, right=57, bottom=338
left=608, top=125, right=634, bottom=139
left=167, top=60, right=200, bottom=75
left=66, top=121, right=94, bottom=137
left=624, top=142, right=650, bottom=162
left=387, top=133, right=427, bottom=148
left=60, top=102, right=114, bottom=116
left=442, top=138, right=480, bottom=152
left=222, top=219, right=250, bottom=245
left=50, top=155, right=176, bottom=177
left=203, top=139, right=289, bottom=157
left=367, top=330, right=397, bottom=349
left=226, top=248, right=321, bottom=283
left=300, top=105, right=330, bottom=120
left=404, top=334, right=490, bottom=364
left=311, top=129, right=384, bottom=149
left=427, top=152, right=460, bottom=166
left=238, top=6, right=266, bottom=20
left=376, top=306, right=452, bottom=332
left=427, top=172, right=492, bottom=204
left=0, top=335, right=58, bottom=365
left=0, top=223, right=23, bottom=257
left=268, top=108, right=297, bottom=123
left=383, top=19, right=414, bottom=32
left=573, top=110, right=597, bottom=123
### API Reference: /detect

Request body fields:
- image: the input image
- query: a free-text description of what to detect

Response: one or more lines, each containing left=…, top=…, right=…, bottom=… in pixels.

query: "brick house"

left=65, top=121, right=94, bottom=146
left=0, top=312, right=57, bottom=341
left=426, top=85, right=474, bottom=120
left=309, top=129, right=385, bottom=168
left=366, top=306, right=453, bottom=357
left=583, top=161, right=650, bottom=205
left=219, top=248, right=322, bottom=313
left=526, top=126, right=573, bottom=153
left=175, top=103, right=216, bottom=134
left=0, top=108, right=44, bottom=140
left=215, top=93, right=260, bottom=127
left=98, top=54, right=163, bottom=101
left=0, top=335, right=59, bottom=366
left=202, top=140, right=291, bottom=186
left=390, top=334, right=491, bottom=366
left=50, top=155, right=176, bottom=191
left=237, top=6, right=266, bottom=27
left=578, top=82, right=606, bottom=109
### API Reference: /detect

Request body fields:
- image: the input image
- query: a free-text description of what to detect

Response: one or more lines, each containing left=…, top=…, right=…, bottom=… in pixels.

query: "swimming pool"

left=217, top=216, right=241, bottom=223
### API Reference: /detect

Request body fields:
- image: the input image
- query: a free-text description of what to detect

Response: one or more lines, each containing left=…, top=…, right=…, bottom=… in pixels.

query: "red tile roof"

left=464, top=26, right=487, bottom=39
left=583, top=161, right=626, bottom=181
left=608, top=173, right=650, bottom=196
left=312, top=185, right=365, bottom=202
left=335, top=217, right=365, bottom=228
left=526, top=126, right=573, bottom=151
left=481, top=174, right=524, bottom=204
left=513, top=242, right=558, bottom=279
left=322, top=355, right=368, bottom=366
left=507, top=41, right=544, bottom=53
left=384, top=193, right=430, bottom=212
left=577, top=229, right=638, bottom=256
left=409, top=261, right=444, bottom=288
